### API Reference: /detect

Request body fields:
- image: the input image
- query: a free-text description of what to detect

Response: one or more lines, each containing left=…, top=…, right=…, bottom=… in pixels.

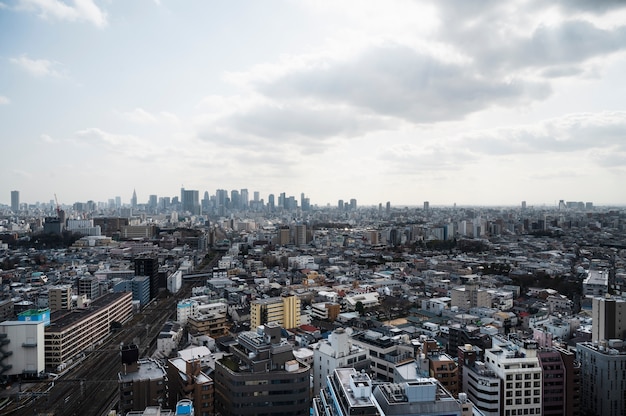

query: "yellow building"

left=250, top=295, right=301, bottom=329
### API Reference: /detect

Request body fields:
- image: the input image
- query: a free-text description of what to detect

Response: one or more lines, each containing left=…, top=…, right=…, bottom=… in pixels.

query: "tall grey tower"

left=10, top=190, right=19, bottom=213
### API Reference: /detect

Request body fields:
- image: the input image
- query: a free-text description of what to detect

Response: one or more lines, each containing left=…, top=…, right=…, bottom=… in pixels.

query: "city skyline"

left=2, top=1, right=626, bottom=206
left=0, top=187, right=616, bottom=210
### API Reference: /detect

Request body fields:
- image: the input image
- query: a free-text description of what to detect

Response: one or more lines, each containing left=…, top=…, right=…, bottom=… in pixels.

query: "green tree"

left=355, top=301, right=364, bottom=315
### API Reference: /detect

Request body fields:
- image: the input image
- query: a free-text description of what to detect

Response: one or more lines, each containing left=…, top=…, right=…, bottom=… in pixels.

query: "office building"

left=181, top=188, right=200, bottom=214
left=10, top=190, right=19, bottom=213
left=313, top=328, right=370, bottom=396
left=214, top=323, right=311, bottom=416
left=250, top=295, right=301, bottom=329
left=131, top=189, right=138, bottom=209
left=577, top=341, right=626, bottom=416
left=93, top=217, right=130, bottom=237
left=135, top=255, right=160, bottom=301
left=462, top=359, right=500, bottom=416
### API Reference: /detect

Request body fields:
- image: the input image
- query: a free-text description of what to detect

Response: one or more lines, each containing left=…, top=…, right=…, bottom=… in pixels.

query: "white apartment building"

left=484, top=336, right=542, bottom=416
left=312, top=328, right=369, bottom=396
left=0, top=321, right=45, bottom=377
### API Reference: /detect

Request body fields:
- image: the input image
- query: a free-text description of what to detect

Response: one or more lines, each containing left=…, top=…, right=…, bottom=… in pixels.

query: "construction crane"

left=54, top=194, right=61, bottom=218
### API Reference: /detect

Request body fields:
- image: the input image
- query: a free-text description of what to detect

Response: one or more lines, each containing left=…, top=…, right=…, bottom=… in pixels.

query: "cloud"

left=75, top=127, right=141, bottom=149
left=0, top=95, right=9, bottom=105
left=255, top=43, right=549, bottom=124
left=40, top=134, right=55, bottom=143
left=17, top=0, right=107, bottom=28
left=121, top=108, right=158, bottom=124
left=461, top=111, right=626, bottom=156
left=10, top=54, right=62, bottom=77
left=508, top=20, right=626, bottom=69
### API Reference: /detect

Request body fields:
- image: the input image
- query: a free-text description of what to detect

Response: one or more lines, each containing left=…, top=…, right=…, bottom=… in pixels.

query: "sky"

left=1, top=0, right=626, bottom=208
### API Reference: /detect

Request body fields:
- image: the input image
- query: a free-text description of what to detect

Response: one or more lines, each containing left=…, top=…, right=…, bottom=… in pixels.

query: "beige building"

left=48, top=285, right=72, bottom=312
left=250, top=295, right=301, bottom=329
left=592, top=296, right=626, bottom=342
left=45, top=292, right=133, bottom=369
left=451, top=283, right=491, bottom=310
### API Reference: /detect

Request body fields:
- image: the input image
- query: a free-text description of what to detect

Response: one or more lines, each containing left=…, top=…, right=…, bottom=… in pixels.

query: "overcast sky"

left=2, top=0, right=626, bottom=208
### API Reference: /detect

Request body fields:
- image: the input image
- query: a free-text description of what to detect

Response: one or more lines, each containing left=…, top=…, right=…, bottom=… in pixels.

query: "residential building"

left=0, top=321, right=45, bottom=379
left=451, top=282, right=492, bottom=310
left=78, top=275, right=100, bottom=300
left=373, top=378, right=473, bottom=416
left=429, top=352, right=459, bottom=397
left=250, top=295, right=301, bottom=329
left=351, top=330, right=414, bottom=382
left=118, top=345, right=168, bottom=414
left=537, top=347, right=580, bottom=416
left=167, top=356, right=214, bottom=416
left=45, top=292, right=133, bottom=369
left=583, top=270, right=609, bottom=298
left=484, top=336, right=542, bottom=416
left=312, top=367, right=379, bottom=416
left=592, top=296, right=626, bottom=342
left=313, top=328, right=370, bottom=396
left=48, top=285, right=72, bottom=312
left=214, top=323, right=311, bottom=416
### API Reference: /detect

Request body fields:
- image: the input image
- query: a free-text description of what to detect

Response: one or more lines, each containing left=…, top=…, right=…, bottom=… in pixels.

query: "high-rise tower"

left=10, top=190, right=19, bottom=213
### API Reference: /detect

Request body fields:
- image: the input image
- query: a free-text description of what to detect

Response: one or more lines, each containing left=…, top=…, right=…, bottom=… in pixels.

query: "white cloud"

left=0, top=95, right=9, bottom=105
left=10, top=54, right=61, bottom=77
left=17, top=0, right=107, bottom=27
left=121, top=108, right=158, bottom=124
left=40, top=134, right=55, bottom=143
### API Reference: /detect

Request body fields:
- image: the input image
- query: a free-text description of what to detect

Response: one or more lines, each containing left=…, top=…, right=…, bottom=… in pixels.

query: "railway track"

left=3, top=250, right=221, bottom=416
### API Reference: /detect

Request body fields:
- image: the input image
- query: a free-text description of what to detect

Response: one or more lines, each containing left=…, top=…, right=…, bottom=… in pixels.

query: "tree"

left=355, top=301, right=364, bottom=315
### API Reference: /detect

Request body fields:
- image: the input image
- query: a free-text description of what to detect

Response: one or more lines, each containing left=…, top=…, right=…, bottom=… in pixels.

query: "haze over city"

left=1, top=0, right=626, bottom=206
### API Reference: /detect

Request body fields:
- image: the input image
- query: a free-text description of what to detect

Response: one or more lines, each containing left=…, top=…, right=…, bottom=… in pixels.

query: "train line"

left=3, top=251, right=220, bottom=416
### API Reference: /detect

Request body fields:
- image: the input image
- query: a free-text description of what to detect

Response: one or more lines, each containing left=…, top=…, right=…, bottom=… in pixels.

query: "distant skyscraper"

left=268, top=194, right=275, bottom=211
left=10, top=190, right=19, bottom=213
left=230, top=189, right=240, bottom=209
left=253, top=191, right=259, bottom=202
left=181, top=188, right=200, bottom=214
left=521, top=200, right=527, bottom=210
left=115, top=196, right=121, bottom=208
left=349, top=198, right=357, bottom=210
left=148, top=194, right=157, bottom=212
left=338, top=199, right=344, bottom=210
left=386, top=201, right=391, bottom=215
left=131, top=189, right=137, bottom=209
left=240, top=188, right=249, bottom=209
